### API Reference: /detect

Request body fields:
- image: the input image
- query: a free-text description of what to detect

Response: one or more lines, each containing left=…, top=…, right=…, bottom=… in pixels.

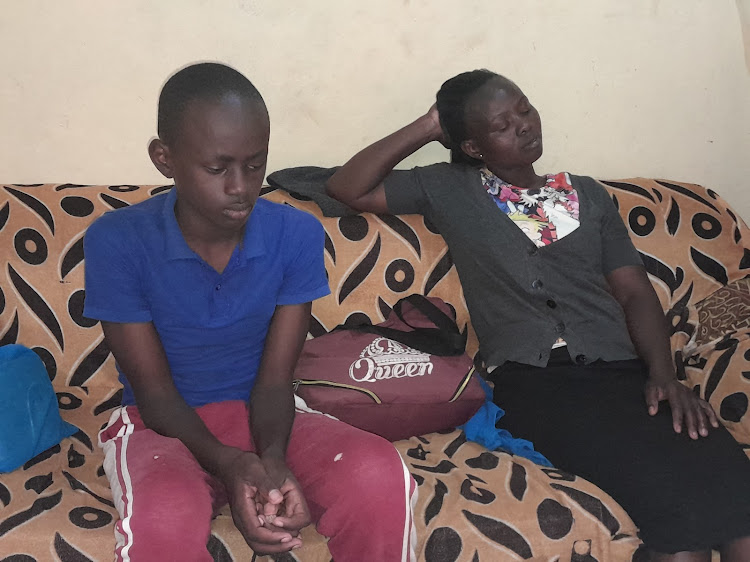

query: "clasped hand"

left=645, top=376, right=719, bottom=439
left=218, top=450, right=310, bottom=554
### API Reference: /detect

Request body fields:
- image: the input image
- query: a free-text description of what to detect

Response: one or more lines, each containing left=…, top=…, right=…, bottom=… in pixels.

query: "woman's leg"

left=720, top=535, right=750, bottom=561
left=649, top=552, right=710, bottom=562
left=99, top=406, right=221, bottom=562
left=492, top=358, right=750, bottom=555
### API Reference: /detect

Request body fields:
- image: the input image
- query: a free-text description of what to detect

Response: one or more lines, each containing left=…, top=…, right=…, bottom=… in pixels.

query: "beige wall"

left=2, top=0, right=749, bottom=216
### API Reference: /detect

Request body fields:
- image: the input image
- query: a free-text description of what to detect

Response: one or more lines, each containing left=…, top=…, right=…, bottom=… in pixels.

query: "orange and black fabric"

left=1, top=177, right=749, bottom=561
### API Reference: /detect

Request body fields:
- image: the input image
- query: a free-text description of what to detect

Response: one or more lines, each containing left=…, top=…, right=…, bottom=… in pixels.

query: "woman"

left=325, top=69, right=750, bottom=561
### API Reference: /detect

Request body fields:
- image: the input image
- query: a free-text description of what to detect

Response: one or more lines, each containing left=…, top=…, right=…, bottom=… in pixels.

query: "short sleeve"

left=83, top=213, right=152, bottom=323
left=596, top=183, right=644, bottom=274
left=277, top=212, right=331, bottom=305
left=383, top=169, right=429, bottom=215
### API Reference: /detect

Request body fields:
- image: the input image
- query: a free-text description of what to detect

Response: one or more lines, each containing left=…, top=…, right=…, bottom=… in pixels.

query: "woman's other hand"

left=644, top=376, right=720, bottom=439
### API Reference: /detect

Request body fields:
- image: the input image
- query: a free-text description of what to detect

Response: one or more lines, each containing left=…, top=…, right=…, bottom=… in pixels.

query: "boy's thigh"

left=101, top=407, right=220, bottom=514
left=286, top=412, right=410, bottom=501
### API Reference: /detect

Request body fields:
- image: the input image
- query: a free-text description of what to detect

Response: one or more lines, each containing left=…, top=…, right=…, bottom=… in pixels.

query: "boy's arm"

left=244, top=302, right=313, bottom=532
left=102, top=320, right=302, bottom=553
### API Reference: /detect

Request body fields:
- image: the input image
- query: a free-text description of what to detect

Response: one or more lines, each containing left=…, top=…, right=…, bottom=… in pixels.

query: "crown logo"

left=360, top=338, right=430, bottom=365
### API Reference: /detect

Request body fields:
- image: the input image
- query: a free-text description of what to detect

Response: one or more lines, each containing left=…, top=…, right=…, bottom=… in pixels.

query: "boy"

left=84, top=62, right=416, bottom=561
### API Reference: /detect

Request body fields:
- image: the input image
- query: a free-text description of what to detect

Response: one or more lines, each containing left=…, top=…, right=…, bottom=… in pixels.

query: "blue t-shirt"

left=83, top=188, right=330, bottom=407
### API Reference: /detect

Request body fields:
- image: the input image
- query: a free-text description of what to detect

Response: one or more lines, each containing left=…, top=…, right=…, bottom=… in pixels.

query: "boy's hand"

left=259, top=456, right=311, bottom=533
left=218, top=449, right=304, bottom=554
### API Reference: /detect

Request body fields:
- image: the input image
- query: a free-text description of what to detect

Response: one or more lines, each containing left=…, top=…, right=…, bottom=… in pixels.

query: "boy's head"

left=149, top=63, right=270, bottom=234
left=156, top=62, right=267, bottom=147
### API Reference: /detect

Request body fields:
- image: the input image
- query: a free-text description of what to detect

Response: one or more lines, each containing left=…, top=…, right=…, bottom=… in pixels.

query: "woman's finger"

left=698, top=399, right=720, bottom=429
left=644, top=384, right=661, bottom=416
left=667, top=387, right=684, bottom=434
left=682, top=398, right=699, bottom=439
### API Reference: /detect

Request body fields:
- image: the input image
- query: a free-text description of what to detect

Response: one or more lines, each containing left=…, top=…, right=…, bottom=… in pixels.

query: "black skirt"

left=491, top=350, right=750, bottom=553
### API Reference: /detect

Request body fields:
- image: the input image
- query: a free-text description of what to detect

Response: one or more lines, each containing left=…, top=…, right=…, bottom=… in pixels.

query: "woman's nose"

left=517, top=118, right=530, bottom=136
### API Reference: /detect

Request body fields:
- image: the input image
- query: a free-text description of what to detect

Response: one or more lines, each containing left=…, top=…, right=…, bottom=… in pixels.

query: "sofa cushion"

left=693, top=276, right=750, bottom=347
left=6, top=177, right=746, bottom=561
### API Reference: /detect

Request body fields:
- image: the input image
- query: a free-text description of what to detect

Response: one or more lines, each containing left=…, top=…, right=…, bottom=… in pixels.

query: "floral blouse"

left=481, top=168, right=580, bottom=248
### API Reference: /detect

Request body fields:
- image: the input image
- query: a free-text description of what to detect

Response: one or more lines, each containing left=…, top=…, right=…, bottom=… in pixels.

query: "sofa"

left=1, top=176, right=749, bottom=562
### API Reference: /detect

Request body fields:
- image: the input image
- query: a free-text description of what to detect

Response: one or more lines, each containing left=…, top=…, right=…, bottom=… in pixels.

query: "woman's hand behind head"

left=426, top=103, right=449, bottom=148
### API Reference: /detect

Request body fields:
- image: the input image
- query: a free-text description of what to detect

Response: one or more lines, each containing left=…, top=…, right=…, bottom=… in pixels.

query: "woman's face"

left=461, top=78, right=543, bottom=173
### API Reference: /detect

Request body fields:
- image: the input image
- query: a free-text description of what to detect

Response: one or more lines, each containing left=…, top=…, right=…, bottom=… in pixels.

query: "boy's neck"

left=175, top=206, right=245, bottom=274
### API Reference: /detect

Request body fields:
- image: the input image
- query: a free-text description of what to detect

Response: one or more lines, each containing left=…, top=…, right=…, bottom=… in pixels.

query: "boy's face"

left=151, top=94, right=270, bottom=237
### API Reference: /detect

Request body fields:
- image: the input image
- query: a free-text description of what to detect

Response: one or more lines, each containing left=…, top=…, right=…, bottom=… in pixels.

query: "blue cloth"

left=459, top=377, right=552, bottom=467
left=0, top=344, right=78, bottom=473
left=83, top=188, right=330, bottom=407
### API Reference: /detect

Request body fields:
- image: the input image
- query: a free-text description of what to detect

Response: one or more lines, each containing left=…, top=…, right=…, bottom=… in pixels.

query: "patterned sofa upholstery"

left=1, top=177, right=749, bottom=561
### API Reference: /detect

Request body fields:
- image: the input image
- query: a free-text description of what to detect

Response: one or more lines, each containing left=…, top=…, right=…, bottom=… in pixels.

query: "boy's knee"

left=131, top=472, right=214, bottom=538
left=344, top=440, right=413, bottom=500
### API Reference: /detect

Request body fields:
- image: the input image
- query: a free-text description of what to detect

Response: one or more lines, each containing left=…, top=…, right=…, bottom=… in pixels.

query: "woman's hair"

left=157, top=62, right=266, bottom=146
left=436, top=69, right=501, bottom=165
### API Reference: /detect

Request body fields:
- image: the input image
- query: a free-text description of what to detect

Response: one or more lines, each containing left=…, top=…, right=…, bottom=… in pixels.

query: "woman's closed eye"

left=492, top=122, right=509, bottom=133
left=205, top=166, right=226, bottom=175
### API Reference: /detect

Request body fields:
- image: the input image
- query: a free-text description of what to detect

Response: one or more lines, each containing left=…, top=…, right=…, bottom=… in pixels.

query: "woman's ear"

left=148, top=138, right=174, bottom=179
left=461, top=139, right=483, bottom=161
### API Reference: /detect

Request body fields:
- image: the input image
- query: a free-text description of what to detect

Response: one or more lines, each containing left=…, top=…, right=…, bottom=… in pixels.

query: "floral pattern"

left=481, top=169, right=580, bottom=247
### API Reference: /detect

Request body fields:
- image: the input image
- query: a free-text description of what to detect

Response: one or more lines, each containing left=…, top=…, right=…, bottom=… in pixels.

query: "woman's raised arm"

left=325, top=105, right=445, bottom=214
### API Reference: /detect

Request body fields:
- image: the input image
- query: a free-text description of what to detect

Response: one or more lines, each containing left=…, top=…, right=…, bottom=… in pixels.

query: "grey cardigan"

left=384, top=163, right=641, bottom=368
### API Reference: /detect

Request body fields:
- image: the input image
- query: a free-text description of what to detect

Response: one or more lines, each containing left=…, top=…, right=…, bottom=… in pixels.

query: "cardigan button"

left=546, top=299, right=557, bottom=309
left=531, top=279, right=544, bottom=290
left=555, top=322, right=566, bottom=334
left=575, top=354, right=587, bottom=365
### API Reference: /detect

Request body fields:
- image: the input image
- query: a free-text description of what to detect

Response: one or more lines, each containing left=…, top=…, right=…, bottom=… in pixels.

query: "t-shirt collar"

left=162, top=187, right=266, bottom=263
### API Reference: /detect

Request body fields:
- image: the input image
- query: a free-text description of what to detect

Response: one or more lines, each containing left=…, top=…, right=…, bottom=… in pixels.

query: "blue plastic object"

left=0, top=344, right=78, bottom=472
left=458, top=376, right=552, bottom=467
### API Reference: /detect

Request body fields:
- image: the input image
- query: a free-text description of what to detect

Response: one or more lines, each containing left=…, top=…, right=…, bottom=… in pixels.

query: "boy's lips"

left=223, top=203, right=252, bottom=220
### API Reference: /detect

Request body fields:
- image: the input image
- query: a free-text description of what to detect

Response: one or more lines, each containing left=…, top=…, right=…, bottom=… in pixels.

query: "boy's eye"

left=205, top=167, right=225, bottom=174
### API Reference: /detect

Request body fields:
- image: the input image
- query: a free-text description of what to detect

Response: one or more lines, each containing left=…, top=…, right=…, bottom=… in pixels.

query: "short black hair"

left=157, top=62, right=266, bottom=145
left=436, top=69, right=504, bottom=165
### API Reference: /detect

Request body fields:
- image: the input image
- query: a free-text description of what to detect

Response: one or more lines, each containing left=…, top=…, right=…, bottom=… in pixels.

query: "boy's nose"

left=225, top=168, right=249, bottom=196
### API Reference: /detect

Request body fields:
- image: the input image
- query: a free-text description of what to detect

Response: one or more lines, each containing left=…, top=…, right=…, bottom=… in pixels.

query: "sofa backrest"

left=1, top=178, right=747, bottom=391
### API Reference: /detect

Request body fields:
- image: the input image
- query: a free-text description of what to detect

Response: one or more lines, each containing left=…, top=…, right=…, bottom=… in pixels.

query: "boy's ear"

left=460, top=139, right=482, bottom=161
left=148, top=138, right=174, bottom=179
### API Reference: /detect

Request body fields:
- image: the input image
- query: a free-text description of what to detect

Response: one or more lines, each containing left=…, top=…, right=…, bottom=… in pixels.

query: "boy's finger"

left=237, top=508, right=294, bottom=546
left=250, top=537, right=303, bottom=555
left=274, top=513, right=310, bottom=532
